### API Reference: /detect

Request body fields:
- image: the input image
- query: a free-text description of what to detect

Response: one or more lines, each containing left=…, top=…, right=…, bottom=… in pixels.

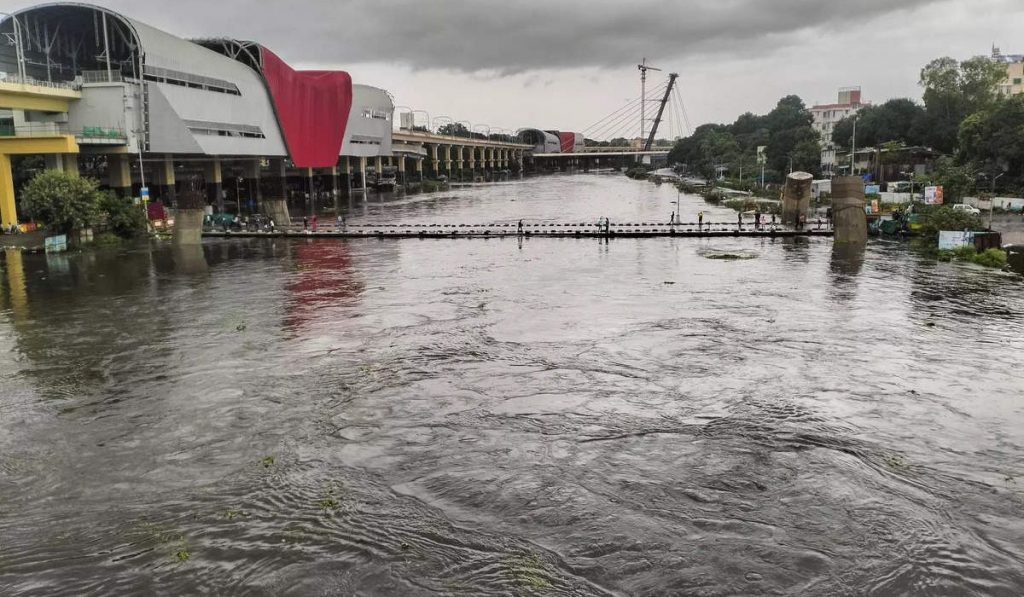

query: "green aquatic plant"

left=174, top=548, right=190, bottom=563
left=505, top=553, right=553, bottom=590
left=261, top=456, right=275, bottom=468
left=884, top=454, right=909, bottom=471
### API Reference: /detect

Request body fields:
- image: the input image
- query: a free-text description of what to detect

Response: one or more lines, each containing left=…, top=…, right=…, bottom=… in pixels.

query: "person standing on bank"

left=311, top=214, right=318, bottom=232
left=517, top=219, right=523, bottom=235
left=303, top=216, right=309, bottom=231
left=737, top=211, right=743, bottom=231
left=698, top=211, right=704, bottom=231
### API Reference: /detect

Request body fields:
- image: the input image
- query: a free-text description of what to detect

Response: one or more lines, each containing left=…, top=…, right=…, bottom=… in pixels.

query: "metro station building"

left=0, top=3, right=527, bottom=229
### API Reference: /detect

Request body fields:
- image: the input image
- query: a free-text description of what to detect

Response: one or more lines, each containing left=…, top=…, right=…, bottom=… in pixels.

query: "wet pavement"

left=2, top=173, right=1024, bottom=596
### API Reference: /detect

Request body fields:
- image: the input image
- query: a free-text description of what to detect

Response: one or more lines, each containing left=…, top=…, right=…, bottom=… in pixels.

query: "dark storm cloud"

left=86, top=0, right=945, bottom=72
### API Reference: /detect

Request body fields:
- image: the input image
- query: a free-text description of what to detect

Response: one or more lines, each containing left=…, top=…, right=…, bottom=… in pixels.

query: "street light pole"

left=991, top=172, right=1005, bottom=228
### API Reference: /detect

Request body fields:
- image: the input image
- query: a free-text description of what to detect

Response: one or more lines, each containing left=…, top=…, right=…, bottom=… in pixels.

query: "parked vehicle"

left=953, top=204, right=981, bottom=215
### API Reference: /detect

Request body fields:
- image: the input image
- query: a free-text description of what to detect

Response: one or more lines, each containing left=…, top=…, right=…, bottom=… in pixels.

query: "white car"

left=953, top=204, right=981, bottom=215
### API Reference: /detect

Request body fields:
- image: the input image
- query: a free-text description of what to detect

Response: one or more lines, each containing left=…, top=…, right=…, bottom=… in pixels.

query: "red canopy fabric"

left=259, top=47, right=353, bottom=168
left=559, top=132, right=576, bottom=153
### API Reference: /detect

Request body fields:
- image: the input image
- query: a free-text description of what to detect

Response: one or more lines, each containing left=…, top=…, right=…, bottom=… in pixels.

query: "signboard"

left=871, top=199, right=879, bottom=213
left=938, top=230, right=974, bottom=250
left=865, top=184, right=880, bottom=195
left=140, top=186, right=150, bottom=204
left=924, top=185, right=944, bottom=205
left=756, top=146, right=767, bottom=165
left=44, top=234, right=68, bottom=253
left=400, top=112, right=415, bottom=130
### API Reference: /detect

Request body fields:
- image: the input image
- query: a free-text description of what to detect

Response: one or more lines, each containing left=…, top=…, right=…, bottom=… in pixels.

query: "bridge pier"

left=782, top=171, right=813, bottom=227
left=107, top=154, right=132, bottom=198
left=832, top=176, right=868, bottom=246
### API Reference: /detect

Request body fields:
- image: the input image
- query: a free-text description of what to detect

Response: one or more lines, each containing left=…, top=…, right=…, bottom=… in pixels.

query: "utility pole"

left=850, top=117, right=857, bottom=175
left=637, top=58, right=661, bottom=158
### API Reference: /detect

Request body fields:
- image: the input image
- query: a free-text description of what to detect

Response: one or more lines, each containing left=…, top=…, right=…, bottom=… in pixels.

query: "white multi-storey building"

left=810, top=87, right=867, bottom=177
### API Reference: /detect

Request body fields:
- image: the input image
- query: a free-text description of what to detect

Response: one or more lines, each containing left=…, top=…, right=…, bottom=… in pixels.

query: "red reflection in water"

left=284, top=240, right=363, bottom=330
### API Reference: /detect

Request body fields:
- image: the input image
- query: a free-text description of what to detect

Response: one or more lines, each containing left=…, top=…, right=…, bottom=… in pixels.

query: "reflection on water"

left=1, top=175, right=1024, bottom=596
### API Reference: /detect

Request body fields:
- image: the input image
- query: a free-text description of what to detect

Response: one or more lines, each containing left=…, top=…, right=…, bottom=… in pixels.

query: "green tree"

left=958, top=94, right=1024, bottom=189
left=20, top=171, right=102, bottom=233
left=99, top=191, right=148, bottom=239
left=832, top=98, right=928, bottom=148
left=919, top=55, right=1005, bottom=153
left=437, top=122, right=471, bottom=137
left=917, top=156, right=977, bottom=203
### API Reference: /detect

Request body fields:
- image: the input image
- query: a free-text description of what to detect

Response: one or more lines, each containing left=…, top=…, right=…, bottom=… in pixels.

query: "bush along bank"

left=937, top=246, right=1008, bottom=269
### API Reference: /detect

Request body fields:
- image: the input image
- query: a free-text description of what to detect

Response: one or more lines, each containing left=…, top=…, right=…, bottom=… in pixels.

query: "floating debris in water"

left=699, top=249, right=758, bottom=261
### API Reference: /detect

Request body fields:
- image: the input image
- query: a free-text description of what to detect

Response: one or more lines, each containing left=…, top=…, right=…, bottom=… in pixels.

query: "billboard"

left=756, top=146, right=767, bottom=165
left=400, top=112, right=415, bottom=130
left=924, top=186, right=944, bottom=205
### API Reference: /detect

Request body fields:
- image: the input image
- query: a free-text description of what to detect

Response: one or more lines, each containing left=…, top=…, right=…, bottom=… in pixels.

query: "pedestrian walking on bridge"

left=517, top=219, right=523, bottom=235
left=698, top=211, right=704, bottom=231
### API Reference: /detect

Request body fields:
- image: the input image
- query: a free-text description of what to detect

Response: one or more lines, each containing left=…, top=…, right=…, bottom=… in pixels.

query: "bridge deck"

left=202, top=222, right=833, bottom=240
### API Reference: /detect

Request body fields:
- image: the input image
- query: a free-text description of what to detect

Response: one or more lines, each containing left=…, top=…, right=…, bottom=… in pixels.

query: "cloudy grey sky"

left=6, top=0, right=1024, bottom=138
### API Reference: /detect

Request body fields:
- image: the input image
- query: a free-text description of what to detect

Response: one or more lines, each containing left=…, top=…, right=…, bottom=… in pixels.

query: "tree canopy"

left=20, top=171, right=103, bottom=234
left=831, top=98, right=928, bottom=148
left=918, top=56, right=1006, bottom=154
left=668, top=95, right=820, bottom=181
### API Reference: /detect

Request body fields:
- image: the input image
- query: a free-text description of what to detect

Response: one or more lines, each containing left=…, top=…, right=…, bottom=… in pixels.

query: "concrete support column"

left=832, top=176, right=868, bottom=245
left=262, top=158, right=290, bottom=226
left=397, top=156, right=406, bottom=185
left=375, top=156, right=383, bottom=178
left=468, top=146, right=476, bottom=172
left=782, top=171, right=813, bottom=227
left=443, top=145, right=452, bottom=174
left=107, top=154, right=132, bottom=197
left=155, top=155, right=177, bottom=206
left=359, top=157, right=368, bottom=190
left=415, top=157, right=423, bottom=182
left=242, top=159, right=261, bottom=212
left=204, top=158, right=223, bottom=212
left=44, top=154, right=65, bottom=172
left=340, top=157, right=352, bottom=194
left=0, top=154, right=16, bottom=229
left=430, top=144, right=439, bottom=175
left=456, top=146, right=465, bottom=174
left=327, top=165, right=339, bottom=209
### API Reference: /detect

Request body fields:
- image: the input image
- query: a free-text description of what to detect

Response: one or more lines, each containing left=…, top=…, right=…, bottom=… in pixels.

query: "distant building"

left=810, top=87, right=868, bottom=178
left=991, top=47, right=1024, bottom=96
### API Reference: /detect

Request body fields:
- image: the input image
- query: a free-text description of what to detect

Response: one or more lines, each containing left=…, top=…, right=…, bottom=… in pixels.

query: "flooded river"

left=2, top=174, right=1024, bottom=596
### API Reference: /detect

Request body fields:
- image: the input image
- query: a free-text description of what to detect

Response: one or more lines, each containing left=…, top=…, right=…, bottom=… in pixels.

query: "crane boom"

left=645, top=72, right=678, bottom=151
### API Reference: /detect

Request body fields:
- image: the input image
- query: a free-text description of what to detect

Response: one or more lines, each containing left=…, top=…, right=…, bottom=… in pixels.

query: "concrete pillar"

left=243, top=159, right=261, bottom=212
left=359, top=157, right=367, bottom=190
left=375, top=156, right=383, bottom=177
left=397, top=155, right=406, bottom=184
left=155, top=155, right=177, bottom=206
left=443, top=145, right=452, bottom=174
left=172, top=207, right=204, bottom=246
left=44, top=153, right=65, bottom=172
left=204, top=158, right=223, bottom=212
left=107, top=154, right=132, bottom=197
left=456, top=146, right=465, bottom=174
left=327, top=166, right=339, bottom=208
left=340, top=157, right=352, bottom=194
left=0, top=153, right=17, bottom=229
left=782, top=171, right=813, bottom=227
left=262, top=158, right=290, bottom=226
left=430, top=144, right=439, bottom=175
left=64, top=154, right=80, bottom=177
left=415, top=157, right=423, bottom=182
left=832, top=176, right=868, bottom=245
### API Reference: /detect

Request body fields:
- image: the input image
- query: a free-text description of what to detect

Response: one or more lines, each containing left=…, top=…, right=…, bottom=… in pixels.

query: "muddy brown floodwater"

left=1, top=174, right=1024, bottom=596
